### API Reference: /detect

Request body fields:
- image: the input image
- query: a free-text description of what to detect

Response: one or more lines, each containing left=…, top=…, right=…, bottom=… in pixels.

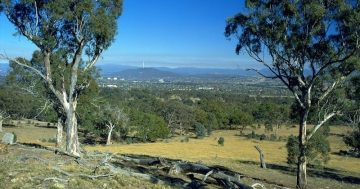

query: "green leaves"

left=4, top=0, right=123, bottom=61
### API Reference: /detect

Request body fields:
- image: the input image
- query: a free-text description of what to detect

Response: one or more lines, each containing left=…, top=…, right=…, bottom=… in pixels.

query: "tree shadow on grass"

left=236, top=160, right=360, bottom=184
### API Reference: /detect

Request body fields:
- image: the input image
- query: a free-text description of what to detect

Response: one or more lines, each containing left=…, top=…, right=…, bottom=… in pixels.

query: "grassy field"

left=87, top=126, right=359, bottom=173
left=1, top=124, right=360, bottom=188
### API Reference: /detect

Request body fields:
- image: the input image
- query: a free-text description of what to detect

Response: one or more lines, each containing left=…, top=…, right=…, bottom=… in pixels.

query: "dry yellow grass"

left=85, top=126, right=360, bottom=188
left=86, top=126, right=360, bottom=174
left=2, top=124, right=359, bottom=188
left=1, top=125, right=57, bottom=146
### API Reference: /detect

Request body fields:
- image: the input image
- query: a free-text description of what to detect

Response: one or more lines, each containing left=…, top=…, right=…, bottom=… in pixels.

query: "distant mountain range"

left=96, top=64, right=261, bottom=80
left=0, top=63, right=271, bottom=80
left=110, top=68, right=180, bottom=80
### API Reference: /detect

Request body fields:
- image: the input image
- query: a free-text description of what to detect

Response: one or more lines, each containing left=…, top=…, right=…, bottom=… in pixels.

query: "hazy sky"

left=0, top=0, right=259, bottom=69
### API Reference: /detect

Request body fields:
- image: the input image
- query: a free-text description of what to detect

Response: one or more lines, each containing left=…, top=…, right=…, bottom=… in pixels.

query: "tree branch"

left=307, top=112, right=337, bottom=140
left=0, top=54, right=46, bottom=80
left=246, top=68, right=278, bottom=79
left=84, top=50, right=101, bottom=72
left=317, top=77, right=345, bottom=103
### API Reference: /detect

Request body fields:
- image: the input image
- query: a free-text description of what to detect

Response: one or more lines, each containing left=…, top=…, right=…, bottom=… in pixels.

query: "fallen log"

left=171, top=161, right=253, bottom=189
left=16, top=143, right=80, bottom=159
left=115, top=155, right=161, bottom=166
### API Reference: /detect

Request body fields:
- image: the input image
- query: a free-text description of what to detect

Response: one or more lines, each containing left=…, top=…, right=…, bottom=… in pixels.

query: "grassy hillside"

left=1, top=124, right=359, bottom=188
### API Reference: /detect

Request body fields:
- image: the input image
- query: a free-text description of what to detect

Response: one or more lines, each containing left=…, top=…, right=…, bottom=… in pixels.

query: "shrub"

left=259, top=134, right=266, bottom=141
left=47, top=138, right=57, bottom=143
left=286, top=130, right=331, bottom=166
left=135, top=113, right=170, bottom=142
left=264, top=121, right=273, bottom=132
left=286, top=135, right=298, bottom=164
left=343, top=125, right=360, bottom=157
left=269, top=134, right=277, bottom=141
left=12, top=132, right=17, bottom=143
left=218, top=137, right=225, bottom=146
left=250, top=130, right=256, bottom=138
left=180, top=136, right=190, bottom=143
left=206, top=126, right=212, bottom=136
left=194, top=123, right=207, bottom=139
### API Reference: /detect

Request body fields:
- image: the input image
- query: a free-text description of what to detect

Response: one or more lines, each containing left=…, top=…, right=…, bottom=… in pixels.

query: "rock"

left=2, top=132, right=16, bottom=144
left=52, top=183, right=65, bottom=189
left=0, top=144, right=8, bottom=154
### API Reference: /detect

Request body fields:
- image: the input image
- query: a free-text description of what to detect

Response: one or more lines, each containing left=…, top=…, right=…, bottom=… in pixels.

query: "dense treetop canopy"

left=3, top=0, right=122, bottom=61
left=225, top=0, right=360, bottom=80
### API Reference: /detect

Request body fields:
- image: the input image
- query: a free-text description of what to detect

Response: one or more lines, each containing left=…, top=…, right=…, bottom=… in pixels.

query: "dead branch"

left=170, top=161, right=252, bottom=189
left=114, top=155, right=161, bottom=166
left=15, top=143, right=80, bottom=159
left=44, top=177, right=69, bottom=183
left=254, top=145, right=266, bottom=169
left=251, top=183, right=266, bottom=189
left=203, top=170, right=214, bottom=182
left=53, top=167, right=114, bottom=180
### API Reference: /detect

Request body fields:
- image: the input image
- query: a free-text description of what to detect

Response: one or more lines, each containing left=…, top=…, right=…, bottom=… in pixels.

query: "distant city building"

left=106, top=84, right=118, bottom=88
left=198, top=87, right=214, bottom=90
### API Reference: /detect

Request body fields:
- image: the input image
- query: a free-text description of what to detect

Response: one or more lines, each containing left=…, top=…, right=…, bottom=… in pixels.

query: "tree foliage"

left=225, top=1, right=360, bottom=188
left=287, top=126, right=331, bottom=166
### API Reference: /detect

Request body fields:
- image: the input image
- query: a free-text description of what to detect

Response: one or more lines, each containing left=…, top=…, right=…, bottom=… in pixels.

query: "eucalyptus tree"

left=0, top=0, right=123, bottom=156
left=225, top=1, right=360, bottom=188
left=102, top=104, right=129, bottom=146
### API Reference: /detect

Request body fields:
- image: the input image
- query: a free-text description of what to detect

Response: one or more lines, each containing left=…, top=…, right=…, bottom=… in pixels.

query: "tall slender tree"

left=225, top=1, right=360, bottom=188
left=0, top=0, right=123, bottom=156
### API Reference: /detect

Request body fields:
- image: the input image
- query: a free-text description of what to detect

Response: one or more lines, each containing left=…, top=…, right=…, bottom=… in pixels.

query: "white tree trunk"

left=106, top=123, right=114, bottom=146
left=66, top=107, right=80, bottom=157
left=297, top=109, right=309, bottom=189
left=56, top=118, right=63, bottom=148
left=0, top=119, right=3, bottom=133
left=255, top=145, right=266, bottom=169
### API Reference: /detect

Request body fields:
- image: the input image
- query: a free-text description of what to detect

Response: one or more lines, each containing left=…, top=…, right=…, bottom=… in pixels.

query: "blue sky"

left=0, top=0, right=258, bottom=69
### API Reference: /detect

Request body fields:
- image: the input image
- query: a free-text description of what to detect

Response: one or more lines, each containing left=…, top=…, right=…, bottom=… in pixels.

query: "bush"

left=286, top=130, right=331, bottom=166
left=12, top=132, right=17, bottom=143
left=194, top=123, right=207, bottom=139
left=180, top=136, right=190, bottom=143
left=286, top=135, right=298, bottom=164
left=259, top=134, right=266, bottom=141
left=218, top=137, right=225, bottom=146
left=264, top=121, right=273, bottom=132
left=269, top=134, right=277, bottom=141
left=47, top=137, right=57, bottom=143
left=250, top=130, right=256, bottom=138
left=135, top=113, right=170, bottom=142
left=343, top=124, right=360, bottom=157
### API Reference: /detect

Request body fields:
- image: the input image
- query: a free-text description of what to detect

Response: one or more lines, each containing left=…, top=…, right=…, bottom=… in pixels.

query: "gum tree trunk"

left=106, top=123, right=115, bottom=146
left=56, top=118, right=63, bottom=148
left=297, top=109, right=309, bottom=189
left=0, top=119, right=3, bottom=132
left=65, top=103, right=80, bottom=157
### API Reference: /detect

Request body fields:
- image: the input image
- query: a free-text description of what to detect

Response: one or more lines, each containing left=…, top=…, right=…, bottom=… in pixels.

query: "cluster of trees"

left=0, top=66, right=296, bottom=141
